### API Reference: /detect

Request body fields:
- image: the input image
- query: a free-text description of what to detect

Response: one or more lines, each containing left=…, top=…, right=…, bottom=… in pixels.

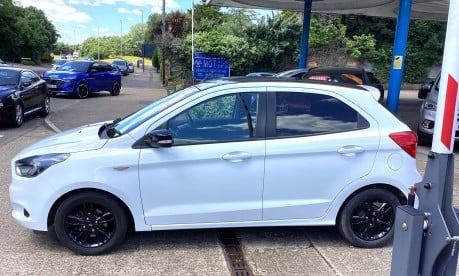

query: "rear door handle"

left=222, top=151, right=251, bottom=162
left=337, top=146, right=365, bottom=156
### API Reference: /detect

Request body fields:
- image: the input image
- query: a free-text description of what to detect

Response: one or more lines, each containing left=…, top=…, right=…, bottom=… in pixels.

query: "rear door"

left=263, top=87, right=380, bottom=220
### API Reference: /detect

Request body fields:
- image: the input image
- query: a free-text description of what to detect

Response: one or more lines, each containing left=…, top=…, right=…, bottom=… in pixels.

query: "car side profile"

left=9, top=78, right=421, bottom=255
left=42, top=61, right=121, bottom=99
left=0, top=67, right=50, bottom=127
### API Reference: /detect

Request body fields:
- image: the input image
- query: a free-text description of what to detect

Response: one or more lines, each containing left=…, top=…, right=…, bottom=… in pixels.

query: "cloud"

left=118, top=7, right=130, bottom=13
left=21, top=0, right=92, bottom=23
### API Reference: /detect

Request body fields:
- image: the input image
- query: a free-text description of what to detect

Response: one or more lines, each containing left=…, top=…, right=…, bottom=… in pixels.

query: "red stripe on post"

left=441, top=74, right=459, bottom=150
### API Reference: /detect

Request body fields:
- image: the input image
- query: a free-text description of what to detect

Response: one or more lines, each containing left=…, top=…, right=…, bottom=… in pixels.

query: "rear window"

left=274, top=92, right=369, bottom=137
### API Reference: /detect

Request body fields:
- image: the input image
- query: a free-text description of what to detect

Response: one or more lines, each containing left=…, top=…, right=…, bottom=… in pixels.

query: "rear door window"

left=270, top=92, right=369, bottom=137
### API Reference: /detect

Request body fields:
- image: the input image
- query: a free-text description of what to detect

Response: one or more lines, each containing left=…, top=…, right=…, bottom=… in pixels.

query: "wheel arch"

left=336, top=183, right=407, bottom=223
left=47, top=188, right=135, bottom=232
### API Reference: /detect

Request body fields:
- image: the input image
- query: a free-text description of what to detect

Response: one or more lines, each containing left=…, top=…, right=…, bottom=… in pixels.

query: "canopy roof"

left=207, top=0, right=449, bottom=21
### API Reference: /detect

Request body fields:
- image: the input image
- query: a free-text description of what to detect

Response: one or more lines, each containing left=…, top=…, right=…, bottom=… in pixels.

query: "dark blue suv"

left=43, top=61, right=122, bottom=99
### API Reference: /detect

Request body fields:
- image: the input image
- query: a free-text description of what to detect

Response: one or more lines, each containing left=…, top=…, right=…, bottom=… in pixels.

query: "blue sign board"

left=194, top=52, right=230, bottom=81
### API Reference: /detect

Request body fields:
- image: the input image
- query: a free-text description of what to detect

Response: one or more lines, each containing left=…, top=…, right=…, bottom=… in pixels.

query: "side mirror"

left=145, top=129, right=173, bottom=148
left=20, top=81, right=32, bottom=88
left=418, top=80, right=433, bottom=99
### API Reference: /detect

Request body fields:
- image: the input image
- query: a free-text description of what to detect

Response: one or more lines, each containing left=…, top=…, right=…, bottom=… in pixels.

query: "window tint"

left=21, top=71, right=38, bottom=84
left=275, top=92, right=369, bottom=137
left=167, top=93, right=259, bottom=145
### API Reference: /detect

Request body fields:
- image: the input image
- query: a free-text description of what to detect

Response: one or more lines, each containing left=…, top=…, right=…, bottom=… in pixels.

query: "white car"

left=9, top=78, right=421, bottom=255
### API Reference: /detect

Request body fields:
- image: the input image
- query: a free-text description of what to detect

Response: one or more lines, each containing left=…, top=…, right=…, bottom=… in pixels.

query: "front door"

left=138, top=89, right=266, bottom=226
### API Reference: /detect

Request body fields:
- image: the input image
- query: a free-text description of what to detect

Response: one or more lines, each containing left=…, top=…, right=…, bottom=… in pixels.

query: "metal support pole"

left=386, top=0, right=412, bottom=113
left=391, top=0, right=459, bottom=275
left=298, top=0, right=312, bottom=69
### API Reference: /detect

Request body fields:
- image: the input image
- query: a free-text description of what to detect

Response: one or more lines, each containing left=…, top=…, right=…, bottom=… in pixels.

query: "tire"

left=54, top=192, right=128, bottom=255
left=11, top=102, right=23, bottom=127
left=76, top=83, right=89, bottom=99
left=417, top=127, right=432, bottom=146
left=337, top=188, right=400, bottom=248
left=40, top=96, right=51, bottom=116
left=110, top=82, right=121, bottom=96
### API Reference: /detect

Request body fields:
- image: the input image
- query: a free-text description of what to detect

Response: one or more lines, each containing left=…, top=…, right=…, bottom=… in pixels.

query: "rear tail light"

left=389, top=131, right=417, bottom=158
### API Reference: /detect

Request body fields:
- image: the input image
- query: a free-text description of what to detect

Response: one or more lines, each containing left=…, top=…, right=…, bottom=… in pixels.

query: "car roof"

left=307, top=67, right=365, bottom=74
left=0, top=66, right=26, bottom=72
left=195, top=76, right=367, bottom=91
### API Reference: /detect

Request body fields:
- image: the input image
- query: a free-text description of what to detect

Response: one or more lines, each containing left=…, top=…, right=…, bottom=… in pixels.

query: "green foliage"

left=309, top=14, right=346, bottom=48
left=0, top=1, right=58, bottom=62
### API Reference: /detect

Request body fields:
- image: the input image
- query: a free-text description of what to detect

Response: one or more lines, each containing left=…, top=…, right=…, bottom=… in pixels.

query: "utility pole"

left=141, top=9, right=145, bottom=72
left=120, top=19, right=123, bottom=58
left=161, top=0, right=166, bottom=86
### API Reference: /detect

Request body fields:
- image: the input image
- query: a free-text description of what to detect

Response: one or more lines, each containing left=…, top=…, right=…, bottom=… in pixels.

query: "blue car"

left=42, top=61, right=122, bottom=99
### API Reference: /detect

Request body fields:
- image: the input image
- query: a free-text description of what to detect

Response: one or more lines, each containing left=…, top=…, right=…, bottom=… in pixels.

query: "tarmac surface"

left=1, top=65, right=458, bottom=275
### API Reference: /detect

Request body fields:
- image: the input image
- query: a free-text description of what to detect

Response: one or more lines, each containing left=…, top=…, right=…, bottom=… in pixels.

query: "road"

left=0, top=66, right=458, bottom=275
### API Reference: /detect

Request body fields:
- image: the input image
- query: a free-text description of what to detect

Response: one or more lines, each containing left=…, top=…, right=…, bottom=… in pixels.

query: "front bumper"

left=43, top=78, right=77, bottom=93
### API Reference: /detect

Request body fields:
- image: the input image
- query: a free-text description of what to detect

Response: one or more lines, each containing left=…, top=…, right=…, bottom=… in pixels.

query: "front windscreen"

left=58, top=61, right=91, bottom=72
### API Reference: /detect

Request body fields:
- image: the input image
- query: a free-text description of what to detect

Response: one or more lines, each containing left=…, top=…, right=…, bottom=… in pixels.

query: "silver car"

left=417, top=72, right=459, bottom=144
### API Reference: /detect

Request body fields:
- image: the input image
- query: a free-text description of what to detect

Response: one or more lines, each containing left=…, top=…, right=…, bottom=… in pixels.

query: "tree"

left=0, top=1, right=58, bottom=62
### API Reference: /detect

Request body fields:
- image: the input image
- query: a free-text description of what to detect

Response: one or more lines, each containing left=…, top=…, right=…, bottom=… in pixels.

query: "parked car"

left=9, top=77, right=421, bottom=255
left=416, top=72, right=456, bottom=144
left=42, top=60, right=122, bottom=99
left=304, top=67, right=385, bottom=102
left=51, top=59, right=67, bottom=71
left=0, top=67, right=50, bottom=127
left=127, top=62, right=134, bottom=73
left=112, top=59, right=129, bottom=76
left=275, top=68, right=311, bottom=79
left=246, top=72, right=276, bottom=77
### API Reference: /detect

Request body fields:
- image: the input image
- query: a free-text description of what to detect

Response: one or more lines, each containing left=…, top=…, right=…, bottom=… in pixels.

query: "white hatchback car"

left=9, top=78, right=421, bottom=255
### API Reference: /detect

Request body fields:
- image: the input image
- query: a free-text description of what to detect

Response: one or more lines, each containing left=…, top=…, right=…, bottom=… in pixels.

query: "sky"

left=19, top=0, right=195, bottom=45
left=19, top=0, right=274, bottom=46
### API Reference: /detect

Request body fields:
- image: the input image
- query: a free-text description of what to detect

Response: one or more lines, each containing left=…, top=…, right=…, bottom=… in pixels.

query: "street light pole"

left=161, top=0, right=166, bottom=86
left=141, top=10, right=145, bottom=72
left=120, top=19, right=123, bottom=58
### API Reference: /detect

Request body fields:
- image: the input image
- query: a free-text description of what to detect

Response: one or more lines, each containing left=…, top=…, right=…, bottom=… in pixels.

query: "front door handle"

left=222, top=151, right=251, bottom=162
left=337, top=146, right=365, bottom=156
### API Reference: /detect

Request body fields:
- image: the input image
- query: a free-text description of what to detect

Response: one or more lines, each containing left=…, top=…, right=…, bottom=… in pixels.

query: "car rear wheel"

left=11, top=103, right=23, bottom=127
left=337, top=188, right=400, bottom=248
left=110, top=82, right=121, bottom=96
left=54, top=192, right=128, bottom=255
left=76, top=83, right=89, bottom=99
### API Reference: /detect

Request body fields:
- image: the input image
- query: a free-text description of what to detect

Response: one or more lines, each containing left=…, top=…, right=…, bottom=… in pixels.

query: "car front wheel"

left=54, top=192, right=128, bottom=255
left=11, top=103, right=23, bottom=127
left=110, top=82, right=121, bottom=96
left=76, top=83, right=89, bottom=99
left=41, top=96, right=51, bottom=116
left=337, top=188, right=400, bottom=248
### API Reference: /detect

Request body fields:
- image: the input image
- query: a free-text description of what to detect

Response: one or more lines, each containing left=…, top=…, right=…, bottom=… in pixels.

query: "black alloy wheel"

left=54, top=192, right=128, bottom=255
left=337, top=188, right=400, bottom=248
left=76, top=83, right=89, bottom=99
left=110, top=82, right=121, bottom=96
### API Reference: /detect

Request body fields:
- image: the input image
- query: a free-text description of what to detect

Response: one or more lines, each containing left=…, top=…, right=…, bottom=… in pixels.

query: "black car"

left=0, top=67, right=50, bottom=127
left=275, top=68, right=311, bottom=79
left=304, top=67, right=385, bottom=102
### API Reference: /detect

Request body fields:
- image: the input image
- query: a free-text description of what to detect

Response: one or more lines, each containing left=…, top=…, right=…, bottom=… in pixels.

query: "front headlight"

left=15, top=153, right=70, bottom=178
